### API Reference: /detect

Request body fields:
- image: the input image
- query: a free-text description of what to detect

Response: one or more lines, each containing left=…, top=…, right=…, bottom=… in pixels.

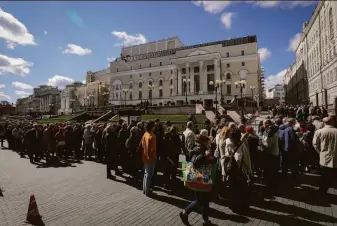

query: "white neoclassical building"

left=285, top=0, right=337, bottom=109
left=86, top=36, right=263, bottom=108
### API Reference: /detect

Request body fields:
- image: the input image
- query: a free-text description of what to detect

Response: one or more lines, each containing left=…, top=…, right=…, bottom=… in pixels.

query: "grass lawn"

left=109, top=114, right=207, bottom=123
left=38, top=115, right=74, bottom=124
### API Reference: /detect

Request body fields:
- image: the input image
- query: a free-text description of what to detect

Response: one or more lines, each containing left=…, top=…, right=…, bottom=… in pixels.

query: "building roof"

left=116, top=35, right=257, bottom=62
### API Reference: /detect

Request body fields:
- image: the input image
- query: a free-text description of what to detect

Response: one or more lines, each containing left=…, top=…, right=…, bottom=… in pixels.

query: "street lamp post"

left=234, top=80, right=247, bottom=118
left=122, top=89, right=129, bottom=107
left=70, top=99, right=75, bottom=114
left=250, top=86, right=256, bottom=114
left=209, top=80, right=226, bottom=117
left=102, top=92, right=109, bottom=106
left=183, top=78, right=190, bottom=105
left=148, top=85, right=154, bottom=106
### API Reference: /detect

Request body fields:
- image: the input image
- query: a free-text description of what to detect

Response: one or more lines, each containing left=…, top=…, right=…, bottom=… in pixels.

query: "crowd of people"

left=1, top=105, right=337, bottom=226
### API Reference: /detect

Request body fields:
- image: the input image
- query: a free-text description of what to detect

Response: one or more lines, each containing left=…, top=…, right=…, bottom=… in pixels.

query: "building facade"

left=36, top=85, right=61, bottom=114
left=285, top=0, right=337, bottom=109
left=59, top=82, right=85, bottom=114
left=265, top=84, right=285, bottom=104
left=88, top=36, right=263, bottom=108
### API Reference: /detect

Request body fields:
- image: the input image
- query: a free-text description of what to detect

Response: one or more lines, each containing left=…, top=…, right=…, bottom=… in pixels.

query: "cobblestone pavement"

left=1, top=146, right=337, bottom=226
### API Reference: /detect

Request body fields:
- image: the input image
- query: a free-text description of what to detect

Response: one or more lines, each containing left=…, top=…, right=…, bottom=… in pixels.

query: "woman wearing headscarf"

left=104, top=124, right=119, bottom=180
left=224, top=128, right=251, bottom=214
left=179, top=134, right=216, bottom=226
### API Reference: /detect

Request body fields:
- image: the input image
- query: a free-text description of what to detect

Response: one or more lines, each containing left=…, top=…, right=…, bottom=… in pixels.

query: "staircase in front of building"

left=227, top=110, right=241, bottom=124
left=92, top=110, right=115, bottom=123
left=205, top=110, right=216, bottom=123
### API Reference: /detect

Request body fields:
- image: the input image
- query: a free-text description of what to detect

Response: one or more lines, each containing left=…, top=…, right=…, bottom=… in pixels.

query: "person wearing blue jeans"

left=143, top=161, right=156, bottom=195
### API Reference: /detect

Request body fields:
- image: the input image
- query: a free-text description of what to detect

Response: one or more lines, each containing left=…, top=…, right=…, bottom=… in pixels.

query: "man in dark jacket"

left=104, top=124, right=119, bottom=180
left=25, top=124, right=39, bottom=163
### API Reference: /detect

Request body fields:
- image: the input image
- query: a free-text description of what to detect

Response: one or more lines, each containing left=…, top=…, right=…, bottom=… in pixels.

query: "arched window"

left=159, top=89, right=163, bottom=98
left=226, top=73, right=231, bottom=80
left=330, top=8, right=334, bottom=38
left=129, top=83, right=133, bottom=89
left=138, top=91, right=142, bottom=99
left=129, top=92, right=133, bottom=100
left=170, top=78, right=173, bottom=85
left=149, top=80, right=153, bottom=86
left=139, top=82, right=142, bottom=88
left=149, top=90, right=152, bottom=99
left=159, top=80, right=163, bottom=86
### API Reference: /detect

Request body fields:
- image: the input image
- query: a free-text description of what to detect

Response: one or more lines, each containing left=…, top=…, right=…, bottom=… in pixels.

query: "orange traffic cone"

left=25, top=193, right=42, bottom=224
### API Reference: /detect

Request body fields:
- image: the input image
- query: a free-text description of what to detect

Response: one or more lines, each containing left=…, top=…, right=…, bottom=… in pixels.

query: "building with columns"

left=285, top=0, right=337, bottom=109
left=88, top=36, right=263, bottom=108
left=36, top=85, right=61, bottom=114
left=265, top=84, right=285, bottom=104
left=59, top=82, right=85, bottom=114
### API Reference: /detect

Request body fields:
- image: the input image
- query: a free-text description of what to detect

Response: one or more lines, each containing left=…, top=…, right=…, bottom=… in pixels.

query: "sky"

left=0, top=1, right=318, bottom=103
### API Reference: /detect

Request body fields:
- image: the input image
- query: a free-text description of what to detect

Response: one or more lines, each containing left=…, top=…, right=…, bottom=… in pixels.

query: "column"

left=186, top=63, right=190, bottom=94
left=214, top=58, right=220, bottom=94
left=200, top=61, right=207, bottom=94
left=172, top=67, right=177, bottom=96
left=178, top=67, right=182, bottom=95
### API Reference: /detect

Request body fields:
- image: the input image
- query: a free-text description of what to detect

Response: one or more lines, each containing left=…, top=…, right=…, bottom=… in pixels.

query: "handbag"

left=182, top=161, right=217, bottom=192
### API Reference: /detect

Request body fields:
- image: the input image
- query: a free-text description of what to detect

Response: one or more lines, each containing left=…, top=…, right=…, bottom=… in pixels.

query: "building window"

left=160, top=62, right=162, bottom=66
left=149, top=63, right=151, bottom=67
left=227, top=63, right=230, bottom=68
left=207, top=65, right=214, bottom=72
left=149, top=80, right=153, bottom=86
left=170, top=78, right=173, bottom=85
left=241, top=50, right=244, bottom=56
left=242, top=62, right=245, bottom=66
left=170, top=88, right=173, bottom=96
left=171, top=70, right=173, bottom=74
left=117, top=68, right=119, bottom=72
left=194, top=67, right=199, bottom=73
left=129, top=83, right=133, bottom=89
left=227, top=84, right=231, bottom=95
left=330, top=8, right=334, bottom=38
left=149, top=72, right=151, bottom=76
left=139, top=82, right=142, bottom=88
left=226, top=73, right=231, bottom=80
left=130, top=75, right=132, bottom=78
left=159, top=89, right=163, bottom=98
left=139, top=65, right=142, bottom=69
left=149, top=90, right=152, bottom=99
left=226, top=52, right=229, bottom=57
left=139, top=74, right=142, bottom=77
left=160, top=71, right=162, bottom=75
left=207, top=74, right=214, bottom=91
left=182, top=68, right=186, bottom=74
left=129, top=92, right=132, bottom=100
left=139, top=91, right=142, bottom=99
left=130, top=66, right=133, bottom=70
left=159, top=80, right=163, bottom=86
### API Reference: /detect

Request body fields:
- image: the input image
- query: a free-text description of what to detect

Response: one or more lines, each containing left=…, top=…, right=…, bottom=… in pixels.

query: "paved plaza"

left=1, top=146, right=337, bottom=226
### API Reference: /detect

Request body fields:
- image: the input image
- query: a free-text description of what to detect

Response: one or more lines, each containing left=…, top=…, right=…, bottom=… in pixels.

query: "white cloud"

left=0, top=84, right=5, bottom=89
left=250, top=1, right=316, bottom=9
left=12, top=81, right=33, bottom=90
left=0, top=91, right=10, bottom=100
left=82, top=80, right=86, bottom=84
left=62, top=44, right=92, bottom=55
left=258, top=48, right=272, bottom=62
left=112, top=31, right=147, bottom=47
left=288, top=33, right=302, bottom=52
left=0, top=54, right=33, bottom=76
left=44, top=30, right=48, bottom=35
left=47, top=75, right=74, bottom=89
left=265, top=69, right=287, bottom=89
left=220, top=12, right=235, bottom=29
left=15, top=90, right=31, bottom=97
left=193, top=1, right=233, bottom=14
left=0, top=8, right=37, bottom=49
left=107, top=57, right=116, bottom=62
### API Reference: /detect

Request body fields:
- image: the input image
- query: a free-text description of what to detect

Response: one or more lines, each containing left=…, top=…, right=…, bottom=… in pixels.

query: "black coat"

left=104, top=132, right=118, bottom=164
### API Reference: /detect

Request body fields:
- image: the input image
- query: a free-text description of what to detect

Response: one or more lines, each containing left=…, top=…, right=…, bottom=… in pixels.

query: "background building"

left=59, top=82, right=85, bottom=114
left=88, top=35, right=263, bottom=109
left=265, top=84, right=285, bottom=104
left=285, top=0, right=337, bottom=110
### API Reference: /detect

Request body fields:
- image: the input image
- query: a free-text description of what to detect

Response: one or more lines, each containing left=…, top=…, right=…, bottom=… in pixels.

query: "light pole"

left=70, top=99, right=75, bottom=114
left=235, top=80, right=247, bottom=118
left=183, top=78, right=190, bottom=105
left=250, top=86, right=256, bottom=114
left=122, top=89, right=129, bottom=107
left=48, top=104, right=54, bottom=118
left=209, top=80, right=225, bottom=117
left=148, top=85, right=154, bottom=106
left=102, top=92, right=109, bottom=106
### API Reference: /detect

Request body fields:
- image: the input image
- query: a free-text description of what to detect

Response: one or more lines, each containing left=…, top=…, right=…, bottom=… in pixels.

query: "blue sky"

left=0, top=1, right=317, bottom=103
